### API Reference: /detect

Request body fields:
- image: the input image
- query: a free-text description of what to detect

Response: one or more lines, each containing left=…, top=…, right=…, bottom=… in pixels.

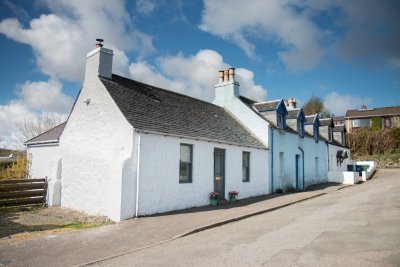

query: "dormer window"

left=277, top=113, right=285, bottom=129
left=314, top=125, right=319, bottom=142
left=297, top=119, right=304, bottom=138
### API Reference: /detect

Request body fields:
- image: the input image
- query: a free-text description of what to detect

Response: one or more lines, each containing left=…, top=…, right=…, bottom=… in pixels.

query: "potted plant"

left=228, top=191, right=239, bottom=203
left=209, top=191, right=219, bottom=206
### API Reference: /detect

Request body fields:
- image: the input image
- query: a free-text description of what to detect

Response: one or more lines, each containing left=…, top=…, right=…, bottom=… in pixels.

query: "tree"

left=302, top=96, right=331, bottom=117
left=16, top=113, right=64, bottom=148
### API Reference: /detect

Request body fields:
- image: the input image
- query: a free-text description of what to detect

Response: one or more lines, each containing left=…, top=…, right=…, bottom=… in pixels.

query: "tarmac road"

left=94, top=169, right=400, bottom=267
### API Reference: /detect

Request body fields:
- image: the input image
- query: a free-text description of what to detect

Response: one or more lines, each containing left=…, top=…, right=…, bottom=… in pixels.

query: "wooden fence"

left=0, top=178, right=47, bottom=207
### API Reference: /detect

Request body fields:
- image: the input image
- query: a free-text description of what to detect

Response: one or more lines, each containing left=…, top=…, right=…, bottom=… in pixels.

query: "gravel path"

left=0, top=206, right=111, bottom=245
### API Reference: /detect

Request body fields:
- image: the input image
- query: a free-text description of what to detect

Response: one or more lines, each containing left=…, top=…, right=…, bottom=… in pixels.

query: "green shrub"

left=371, top=117, right=382, bottom=131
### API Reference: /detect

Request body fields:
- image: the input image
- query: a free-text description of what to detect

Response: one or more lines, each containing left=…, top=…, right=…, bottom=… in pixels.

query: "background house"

left=345, top=105, right=400, bottom=132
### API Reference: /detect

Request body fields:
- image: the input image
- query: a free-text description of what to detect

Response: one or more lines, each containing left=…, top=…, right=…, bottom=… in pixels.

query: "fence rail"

left=0, top=178, right=47, bottom=207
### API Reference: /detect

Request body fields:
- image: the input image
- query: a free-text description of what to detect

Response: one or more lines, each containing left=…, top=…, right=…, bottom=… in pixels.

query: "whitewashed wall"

left=213, top=83, right=270, bottom=146
left=272, top=130, right=303, bottom=191
left=328, top=144, right=351, bottom=172
left=272, top=130, right=328, bottom=191
left=137, top=133, right=269, bottom=216
left=60, top=77, right=136, bottom=221
left=27, top=144, right=61, bottom=180
left=302, top=137, right=328, bottom=188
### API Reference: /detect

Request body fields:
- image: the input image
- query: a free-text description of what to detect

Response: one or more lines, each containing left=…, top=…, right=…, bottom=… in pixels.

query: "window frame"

left=242, top=151, right=250, bottom=182
left=314, top=125, right=319, bottom=142
left=277, top=113, right=285, bottom=129
left=179, top=143, right=193, bottom=183
left=297, top=119, right=304, bottom=138
left=352, top=118, right=370, bottom=128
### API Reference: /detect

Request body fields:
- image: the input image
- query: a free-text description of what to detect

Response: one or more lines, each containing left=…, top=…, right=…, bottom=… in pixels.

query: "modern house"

left=26, top=41, right=352, bottom=221
left=345, top=105, right=400, bottom=132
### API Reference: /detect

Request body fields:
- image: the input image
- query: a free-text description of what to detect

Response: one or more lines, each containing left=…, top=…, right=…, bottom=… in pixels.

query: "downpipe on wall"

left=298, top=146, right=305, bottom=190
left=135, top=131, right=141, bottom=217
left=270, top=126, right=274, bottom=193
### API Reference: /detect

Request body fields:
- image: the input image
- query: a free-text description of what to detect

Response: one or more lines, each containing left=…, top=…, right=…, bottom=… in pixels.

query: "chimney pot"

left=228, top=68, right=235, bottom=81
left=95, top=38, right=104, bottom=48
left=224, top=69, right=229, bottom=82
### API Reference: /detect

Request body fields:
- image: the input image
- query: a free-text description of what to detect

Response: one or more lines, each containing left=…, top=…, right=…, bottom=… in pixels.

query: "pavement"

left=0, top=181, right=354, bottom=267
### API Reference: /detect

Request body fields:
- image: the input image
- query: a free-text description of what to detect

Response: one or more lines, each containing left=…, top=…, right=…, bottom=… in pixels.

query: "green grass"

left=61, top=223, right=105, bottom=230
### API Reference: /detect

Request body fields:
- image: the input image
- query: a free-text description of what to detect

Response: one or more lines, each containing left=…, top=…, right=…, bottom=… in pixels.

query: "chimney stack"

left=287, top=97, right=297, bottom=110
left=361, top=104, right=367, bottom=110
left=84, top=38, right=113, bottom=81
left=213, top=67, right=240, bottom=106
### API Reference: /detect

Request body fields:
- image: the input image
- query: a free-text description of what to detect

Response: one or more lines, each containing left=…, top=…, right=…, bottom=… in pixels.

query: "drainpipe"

left=326, top=141, right=330, bottom=172
left=270, top=127, right=274, bottom=193
left=135, top=131, right=141, bottom=217
left=298, top=146, right=305, bottom=189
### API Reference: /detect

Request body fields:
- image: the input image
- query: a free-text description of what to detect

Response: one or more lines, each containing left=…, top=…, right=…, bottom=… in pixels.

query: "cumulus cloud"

left=0, top=0, right=154, bottom=82
left=200, top=0, right=400, bottom=71
left=0, top=79, right=72, bottom=148
left=200, top=0, right=324, bottom=72
left=129, top=49, right=267, bottom=102
left=324, top=91, right=372, bottom=115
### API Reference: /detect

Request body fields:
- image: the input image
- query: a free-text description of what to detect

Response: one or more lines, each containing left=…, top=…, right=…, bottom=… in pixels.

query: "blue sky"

left=0, top=0, right=399, bottom=148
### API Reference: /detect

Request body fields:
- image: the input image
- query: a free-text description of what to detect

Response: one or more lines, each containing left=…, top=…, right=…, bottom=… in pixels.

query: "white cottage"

left=27, top=42, right=355, bottom=221
left=59, top=44, right=269, bottom=221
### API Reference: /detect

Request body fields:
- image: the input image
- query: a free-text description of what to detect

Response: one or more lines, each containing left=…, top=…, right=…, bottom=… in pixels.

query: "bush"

left=347, top=128, right=400, bottom=156
left=371, top=117, right=382, bottom=131
left=0, top=153, right=29, bottom=180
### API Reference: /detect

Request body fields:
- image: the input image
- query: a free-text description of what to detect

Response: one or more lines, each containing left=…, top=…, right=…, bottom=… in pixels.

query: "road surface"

left=95, top=169, right=400, bottom=266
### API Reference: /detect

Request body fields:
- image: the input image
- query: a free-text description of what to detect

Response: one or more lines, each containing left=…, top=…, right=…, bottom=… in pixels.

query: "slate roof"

left=26, top=122, right=66, bottom=144
left=100, top=75, right=265, bottom=148
left=345, top=106, right=400, bottom=118
left=287, top=109, right=300, bottom=120
left=319, top=118, right=334, bottom=127
left=333, top=116, right=344, bottom=121
left=253, top=100, right=281, bottom=112
left=333, top=125, right=346, bottom=132
left=305, top=115, right=317, bottom=125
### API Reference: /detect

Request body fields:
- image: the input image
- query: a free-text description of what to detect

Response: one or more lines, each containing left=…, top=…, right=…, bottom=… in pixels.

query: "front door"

left=214, top=148, right=225, bottom=199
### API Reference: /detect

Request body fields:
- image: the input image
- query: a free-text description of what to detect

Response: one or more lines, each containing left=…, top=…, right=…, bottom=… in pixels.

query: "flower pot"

left=229, top=196, right=237, bottom=203
left=210, top=199, right=218, bottom=206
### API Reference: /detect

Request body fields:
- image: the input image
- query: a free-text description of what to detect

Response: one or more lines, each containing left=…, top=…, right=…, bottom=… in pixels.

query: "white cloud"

left=0, top=0, right=154, bottom=82
left=136, top=0, right=156, bottom=15
left=200, top=0, right=324, bottom=71
left=129, top=49, right=267, bottom=102
left=0, top=79, right=72, bottom=148
left=324, top=91, right=372, bottom=115
left=16, top=79, right=73, bottom=113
